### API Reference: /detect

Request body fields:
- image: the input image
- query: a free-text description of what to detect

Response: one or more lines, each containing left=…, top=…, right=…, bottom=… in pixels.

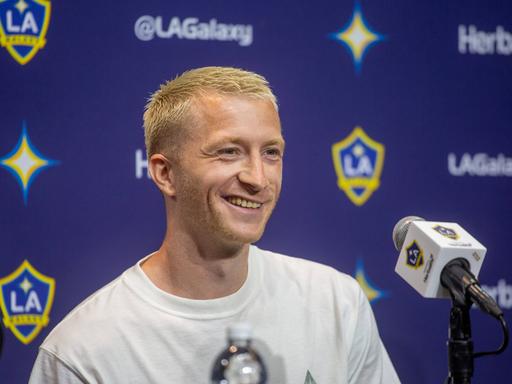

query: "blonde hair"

left=143, top=66, right=278, bottom=158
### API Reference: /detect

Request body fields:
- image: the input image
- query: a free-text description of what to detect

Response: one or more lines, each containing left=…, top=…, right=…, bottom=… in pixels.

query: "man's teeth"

left=227, top=197, right=262, bottom=209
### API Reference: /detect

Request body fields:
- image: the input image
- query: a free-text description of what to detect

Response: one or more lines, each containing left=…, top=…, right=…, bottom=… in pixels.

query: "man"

left=30, top=67, right=400, bottom=383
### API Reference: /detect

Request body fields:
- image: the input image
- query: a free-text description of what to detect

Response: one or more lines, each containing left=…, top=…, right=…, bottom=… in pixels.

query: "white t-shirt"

left=29, top=246, right=401, bottom=383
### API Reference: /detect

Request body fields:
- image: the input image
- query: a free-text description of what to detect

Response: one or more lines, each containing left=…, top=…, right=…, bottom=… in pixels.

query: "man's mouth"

left=226, top=196, right=263, bottom=209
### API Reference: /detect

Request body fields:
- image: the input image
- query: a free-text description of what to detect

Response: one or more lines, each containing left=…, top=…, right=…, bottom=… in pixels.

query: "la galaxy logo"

left=331, top=126, right=384, bottom=206
left=0, top=260, right=55, bottom=344
left=0, top=0, right=51, bottom=65
left=432, top=225, right=459, bottom=240
left=329, top=2, right=384, bottom=73
left=405, top=241, right=424, bottom=269
left=0, top=121, right=58, bottom=204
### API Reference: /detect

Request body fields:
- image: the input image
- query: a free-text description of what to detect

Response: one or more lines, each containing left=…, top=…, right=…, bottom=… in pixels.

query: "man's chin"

left=219, top=226, right=265, bottom=246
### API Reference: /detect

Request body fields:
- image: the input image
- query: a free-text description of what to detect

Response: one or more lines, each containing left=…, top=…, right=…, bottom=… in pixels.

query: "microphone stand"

left=444, top=297, right=473, bottom=384
left=441, top=258, right=510, bottom=383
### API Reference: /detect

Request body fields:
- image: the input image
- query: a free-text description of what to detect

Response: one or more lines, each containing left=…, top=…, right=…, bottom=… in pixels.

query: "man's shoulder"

left=40, top=266, right=134, bottom=356
left=254, top=246, right=362, bottom=299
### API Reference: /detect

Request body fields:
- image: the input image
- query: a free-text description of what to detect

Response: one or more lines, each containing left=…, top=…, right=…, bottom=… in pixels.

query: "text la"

left=6, top=10, right=39, bottom=34
left=343, top=155, right=373, bottom=177
left=10, top=291, right=42, bottom=313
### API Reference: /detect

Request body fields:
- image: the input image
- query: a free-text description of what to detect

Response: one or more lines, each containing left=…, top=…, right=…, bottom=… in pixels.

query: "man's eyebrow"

left=204, top=137, right=243, bottom=148
left=263, top=138, right=286, bottom=150
left=205, top=137, right=285, bottom=148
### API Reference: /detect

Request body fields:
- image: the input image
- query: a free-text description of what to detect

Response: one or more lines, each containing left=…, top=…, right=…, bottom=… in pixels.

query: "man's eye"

left=264, top=148, right=282, bottom=159
left=217, top=148, right=240, bottom=157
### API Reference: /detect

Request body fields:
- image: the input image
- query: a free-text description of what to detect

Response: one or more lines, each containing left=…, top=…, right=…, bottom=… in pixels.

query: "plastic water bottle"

left=211, top=322, right=267, bottom=384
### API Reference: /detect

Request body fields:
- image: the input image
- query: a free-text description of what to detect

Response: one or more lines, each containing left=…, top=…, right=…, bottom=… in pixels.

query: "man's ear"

left=149, top=154, right=177, bottom=197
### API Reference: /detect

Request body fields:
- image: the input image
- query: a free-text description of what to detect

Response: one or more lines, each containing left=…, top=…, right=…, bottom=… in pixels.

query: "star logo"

left=354, top=259, right=388, bottom=303
left=19, top=278, right=33, bottom=293
left=14, top=0, right=29, bottom=14
left=0, top=121, right=58, bottom=204
left=352, top=144, right=365, bottom=157
left=329, top=2, right=384, bottom=73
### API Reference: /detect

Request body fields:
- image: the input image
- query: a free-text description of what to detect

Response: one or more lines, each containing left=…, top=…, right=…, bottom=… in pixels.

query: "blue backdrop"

left=1, top=0, right=511, bottom=382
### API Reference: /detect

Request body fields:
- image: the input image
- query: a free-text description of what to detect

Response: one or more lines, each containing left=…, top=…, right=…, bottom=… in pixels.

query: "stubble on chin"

left=209, top=199, right=270, bottom=245
left=174, top=168, right=278, bottom=247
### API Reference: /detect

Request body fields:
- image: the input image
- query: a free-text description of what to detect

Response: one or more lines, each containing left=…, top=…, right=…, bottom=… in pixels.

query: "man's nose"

left=238, top=155, right=269, bottom=192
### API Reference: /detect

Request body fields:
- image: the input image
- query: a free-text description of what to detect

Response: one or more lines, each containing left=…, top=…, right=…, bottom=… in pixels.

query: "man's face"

left=170, top=93, right=284, bottom=247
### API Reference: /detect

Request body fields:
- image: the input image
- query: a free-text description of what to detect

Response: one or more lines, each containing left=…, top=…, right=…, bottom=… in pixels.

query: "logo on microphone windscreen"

left=405, top=241, right=424, bottom=269
left=432, top=225, right=459, bottom=240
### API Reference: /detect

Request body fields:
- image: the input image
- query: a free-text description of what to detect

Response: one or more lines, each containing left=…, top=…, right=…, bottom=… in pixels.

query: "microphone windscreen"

left=392, top=216, right=425, bottom=251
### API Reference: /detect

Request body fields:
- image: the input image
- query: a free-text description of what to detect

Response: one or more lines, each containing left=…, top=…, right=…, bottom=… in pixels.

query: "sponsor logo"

left=0, top=0, right=51, bottom=65
left=0, top=121, right=58, bottom=204
left=423, top=254, right=434, bottom=283
left=448, top=153, right=512, bottom=177
left=329, top=2, right=384, bottom=73
left=432, top=225, right=459, bottom=240
left=481, top=279, right=512, bottom=310
left=459, top=25, right=512, bottom=56
left=135, top=149, right=150, bottom=179
left=354, top=259, right=388, bottom=303
left=134, top=15, right=253, bottom=47
left=0, top=260, right=55, bottom=344
left=447, top=242, right=472, bottom=247
left=331, top=126, right=385, bottom=206
left=405, top=241, right=424, bottom=269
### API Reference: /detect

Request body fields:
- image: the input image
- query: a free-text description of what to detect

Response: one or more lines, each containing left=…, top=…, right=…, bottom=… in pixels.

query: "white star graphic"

left=20, top=277, right=33, bottom=294
left=330, top=4, right=384, bottom=72
left=15, top=0, right=29, bottom=14
left=0, top=123, right=57, bottom=204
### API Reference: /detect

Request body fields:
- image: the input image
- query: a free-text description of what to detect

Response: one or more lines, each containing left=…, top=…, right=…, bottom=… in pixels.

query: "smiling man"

left=29, top=67, right=400, bottom=383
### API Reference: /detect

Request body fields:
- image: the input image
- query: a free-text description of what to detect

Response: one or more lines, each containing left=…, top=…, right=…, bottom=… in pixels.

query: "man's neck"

left=141, top=229, right=250, bottom=300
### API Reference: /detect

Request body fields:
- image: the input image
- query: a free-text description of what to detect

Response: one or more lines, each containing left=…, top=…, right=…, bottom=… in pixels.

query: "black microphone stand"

left=443, top=260, right=475, bottom=384
left=444, top=297, right=474, bottom=384
left=442, top=259, right=510, bottom=383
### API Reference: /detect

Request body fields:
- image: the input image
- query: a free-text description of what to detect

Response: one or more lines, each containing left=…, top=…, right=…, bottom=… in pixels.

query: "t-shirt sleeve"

left=347, top=285, right=401, bottom=384
left=29, top=348, right=86, bottom=384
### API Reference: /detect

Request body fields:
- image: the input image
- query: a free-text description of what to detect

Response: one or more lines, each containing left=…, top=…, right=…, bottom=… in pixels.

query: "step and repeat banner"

left=1, top=0, right=511, bottom=382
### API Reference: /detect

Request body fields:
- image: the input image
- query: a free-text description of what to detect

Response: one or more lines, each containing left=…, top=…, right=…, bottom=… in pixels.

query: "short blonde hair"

left=143, top=66, right=278, bottom=158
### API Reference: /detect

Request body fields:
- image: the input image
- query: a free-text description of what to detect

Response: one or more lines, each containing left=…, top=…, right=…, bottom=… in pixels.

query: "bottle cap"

left=227, top=322, right=252, bottom=341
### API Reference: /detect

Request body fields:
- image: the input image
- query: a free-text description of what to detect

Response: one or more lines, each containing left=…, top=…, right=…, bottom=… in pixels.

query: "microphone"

left=393, top=216, right=502, bottom=318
